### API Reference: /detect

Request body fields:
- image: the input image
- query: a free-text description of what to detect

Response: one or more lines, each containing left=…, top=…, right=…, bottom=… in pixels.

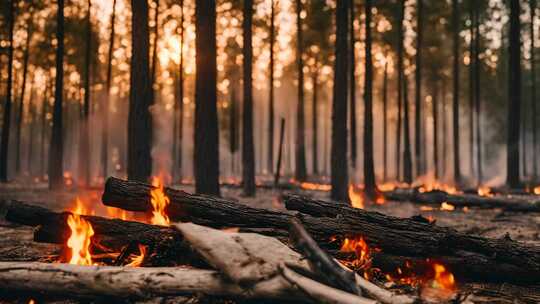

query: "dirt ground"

left=0, top=182, right=539, bottom=303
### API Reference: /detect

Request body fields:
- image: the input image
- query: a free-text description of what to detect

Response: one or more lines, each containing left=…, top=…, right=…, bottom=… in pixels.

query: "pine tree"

left=242, top=0, right=255, bottom=196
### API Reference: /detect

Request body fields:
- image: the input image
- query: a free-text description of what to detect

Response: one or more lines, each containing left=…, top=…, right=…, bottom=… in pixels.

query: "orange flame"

left=348, top=184, right=364, bottom=209
left=440, top=202, right=455, bottom=211
left=534, top=186, right=540, bottom=195
left=126, top=244, right=147, bottom=267
left=66, top=198, right=94, bottom=265
left=477, top=186, right=493, bottom=197
left=299, top=182, right=332, bottom=191
left=430, top=262, right=456, bottom=291
left=150, top=177, right=171, bottom=226
left=339, top=236, right=374, bottom=279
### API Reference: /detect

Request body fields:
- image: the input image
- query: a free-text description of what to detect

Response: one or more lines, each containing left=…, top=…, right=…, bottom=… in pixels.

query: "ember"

left=150, top=177, right=171, bottom=226
left=338, top=236, right=374, bottom=279
left=299, top=182, right=332, bottom=191
left=126, top=245, right=147, bottom=267
left=477, top=186, right=493, bottom=197
left=66, top=198, right=94, bottom=266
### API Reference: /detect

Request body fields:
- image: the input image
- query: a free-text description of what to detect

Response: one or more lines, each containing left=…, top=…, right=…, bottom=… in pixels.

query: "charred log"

left=283, top=194, right=540, bottom=284
left=383, top=188, right=540, bottom=212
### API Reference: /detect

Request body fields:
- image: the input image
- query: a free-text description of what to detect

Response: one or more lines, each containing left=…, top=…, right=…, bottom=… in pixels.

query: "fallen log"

left=283, top=194, right=540, bottom=284
left=0, top=262, right=291, bottom=300
left=102, top=176, right=292, bottom=231
left=1, top=200, right=196, bottom=266
left=2, top=200, right=178, bottom=251
left=101, top=179, right=540, bottom=284
left=383, top=188, right=540, bottom=212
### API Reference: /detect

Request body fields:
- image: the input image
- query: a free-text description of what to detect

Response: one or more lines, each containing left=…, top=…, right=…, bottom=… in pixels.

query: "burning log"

left=383, top=188, right=540, bottom=212
left=283, top=194, right=540, bottom=285
left=0, top=262, right=291, bottom=300
left=102, top=177, right=292, bottom=231
left=2, top=200, right=189, bottom=265
left=289, top=218, right=417, bottom=304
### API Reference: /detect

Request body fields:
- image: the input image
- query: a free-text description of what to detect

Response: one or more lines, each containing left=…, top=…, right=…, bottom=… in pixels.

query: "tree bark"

left=474, top=4, right=482, bottom=184
left=383, top=61, right=388, bottom=181
left=452, top=0, right=461, bottom=184
left=26, top=81, right=35, bottom=176
left=349, top=0, right=357, bottom=169
left=40, top=81, right=51, bottom=179
left=531, top=0, right=538, bottom=179
left=402, top=77, right=412, bottom=184
left=469, top=3, right=475, bottom=180
left=331, top=0, right=349, bottom=202
left=15, top=17, right=33, bottom=175
left=414, top=0, right=423, bottom=178
left=79, top=0, right=92, bottom=186
left=507, top=0, right=521, bottom=188
left=194, top=0, right=220, bottom=195
left=268, top=0, right=275, bottom=174
left=363, top=0, right=376, bottom=199
left=49, top=0, right=65, bottom=189
left=150, top=0, right=160, bottom=106
left=395, top=0, right=405, bottom=181
left=128, top=0, right=152, bottom=182
left=312, top=73, right=319, bottom=175
left=242, top=0, right=255, bottom=196
left=432, top=82, right=439, bottom=179
left=274, top=118, right=285, bottom=186
left=295, top=0, right=307, bottom=181
left=102, top=0, right=116, bottom=180
left=0, top=0, right=15, bottom=182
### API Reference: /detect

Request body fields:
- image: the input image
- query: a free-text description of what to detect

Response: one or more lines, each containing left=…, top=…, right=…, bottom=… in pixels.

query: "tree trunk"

left=26, top=81, right=35, bottom=176
left=395, top=0, right=405, bottom=181
left=507, top=0, right=521, bottom=188
left=49, top=0, right=65, bottom=189
left=194, top=0, right=220, bottom=195
left=267, top=0, right=275, bottom=174
left=295, top=0, right=307, bottom=182
left=172, top=0, right=184, bottom=182
left=229, top=84, right=238, bottom=175
left=442, top=81, right=448, bottom=177
left=452, top=0, right=461, bottom=184
left=531, top=0, right=538, bottom=179
left=331, top=0, right=349, bottom=202
left=433, top=82, right=439, bottom=179
left=274, top=118, right=285, bottom=186
left=102, top=0, right=116, bottom=180
left=469, top=3, right=475, bottom=180
left=15, top=19, right=33, bottom=175
left=78, top=0, right=92, bottom=187
left=242, top=0, right=255, bottom=196
left=363, top=0, right=376, bottom=199
left=383, top=61, right=388, bottom=181
left=474, top=5, right=482, bottom=184
left=128, top=0, right=153, bottom=182
left=0, top=0, right=15, bottom=182
left=414, top=0, right=423, bottom=177
left=312, top=72, right=319, bottom=175
left=349, top=0, right=357, bottom=169
left=40, top=82, right=51, bottom=179
left=150, top=0, right=159, bottom=106
left=402, top=77, right=412, bottom=184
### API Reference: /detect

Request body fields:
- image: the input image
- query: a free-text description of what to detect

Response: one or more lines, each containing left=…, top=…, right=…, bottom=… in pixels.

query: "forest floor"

left=0, top=181, right=539, bottom=303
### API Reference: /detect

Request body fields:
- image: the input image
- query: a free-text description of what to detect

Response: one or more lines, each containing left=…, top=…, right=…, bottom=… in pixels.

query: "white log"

left=0, top=262, right=292, bottom=300
left=279, top=264, right=379, bottom=304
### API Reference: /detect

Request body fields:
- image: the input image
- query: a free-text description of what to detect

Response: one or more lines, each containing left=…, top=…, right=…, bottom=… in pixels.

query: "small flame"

left=477, top=186, right=493, bottom=197
left=299, top=182, right=332, bottom=191
left=348, top=184, right=364, bottom=209
left=150, top=177, right=171, bottom=226
left=534, top=186, right=540, bottom=195
left=66, top=198, right=94, bottom=265
left=339, top=236, right=374, bottom=279
left=440, top=202, right=455, bottom=211
left=126, top=244, right=147, bottom=267
left=431, top=263, right=456, bottom=291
